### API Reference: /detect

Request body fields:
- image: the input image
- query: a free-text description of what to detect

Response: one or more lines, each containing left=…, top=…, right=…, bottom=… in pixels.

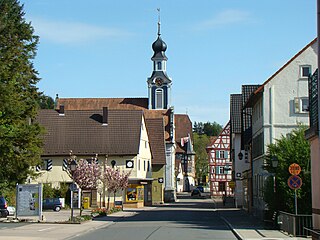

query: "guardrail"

left=278, top=211, right=312, bottom=237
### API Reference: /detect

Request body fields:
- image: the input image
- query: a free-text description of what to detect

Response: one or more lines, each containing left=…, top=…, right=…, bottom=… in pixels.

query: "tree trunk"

left=107, top=192, right=110, bottom=211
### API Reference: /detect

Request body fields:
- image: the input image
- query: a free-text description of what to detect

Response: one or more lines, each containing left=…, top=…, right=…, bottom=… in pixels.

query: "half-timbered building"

left=207, top=122, right=233, bottom=197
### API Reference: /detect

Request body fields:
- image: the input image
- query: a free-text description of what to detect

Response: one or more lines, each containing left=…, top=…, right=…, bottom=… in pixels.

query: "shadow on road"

left=92, top=193, right=230, bottom=231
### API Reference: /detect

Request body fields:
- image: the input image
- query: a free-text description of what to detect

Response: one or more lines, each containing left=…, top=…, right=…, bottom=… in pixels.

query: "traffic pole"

left=294, top=189, right=298, bottom=215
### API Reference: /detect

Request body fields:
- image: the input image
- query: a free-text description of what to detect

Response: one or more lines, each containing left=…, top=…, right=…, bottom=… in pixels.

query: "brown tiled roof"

left=145, top=118, right=166, bottom=165
left=175, top=114, right=192, bottom=153
left=56, top=97, right=172, bottom=141
left=37, top=109, right=143, bottom=156
left=57, top=98, right=148, bottom=110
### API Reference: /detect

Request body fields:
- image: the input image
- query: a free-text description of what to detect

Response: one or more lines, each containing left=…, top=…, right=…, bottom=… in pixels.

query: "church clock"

left=155, top=77, right=163, bottom=87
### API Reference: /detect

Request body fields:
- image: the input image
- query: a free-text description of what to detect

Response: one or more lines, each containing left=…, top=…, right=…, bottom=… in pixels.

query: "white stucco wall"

left=250, top=40, right=317, bottom=218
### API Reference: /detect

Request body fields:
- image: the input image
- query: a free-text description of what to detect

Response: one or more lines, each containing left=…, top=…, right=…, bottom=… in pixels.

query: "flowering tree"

left=72, top=159, right=101, bottom=215
left=101, top=166, right=131, bottom=210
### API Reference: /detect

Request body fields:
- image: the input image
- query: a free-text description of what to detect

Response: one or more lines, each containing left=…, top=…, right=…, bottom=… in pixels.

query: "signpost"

left=287, top=163, right=302, bottom=215
left=16, top=184, right=42, bottom=221
left=288, top=163, right=301, bottom=176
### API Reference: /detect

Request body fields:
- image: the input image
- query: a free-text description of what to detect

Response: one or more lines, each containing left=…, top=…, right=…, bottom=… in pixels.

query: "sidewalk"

left=214, top=198, right=309, bottom=240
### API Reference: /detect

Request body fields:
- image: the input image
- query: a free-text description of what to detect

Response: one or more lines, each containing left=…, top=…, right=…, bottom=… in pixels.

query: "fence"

left=278, top=211, right=312, bottom=237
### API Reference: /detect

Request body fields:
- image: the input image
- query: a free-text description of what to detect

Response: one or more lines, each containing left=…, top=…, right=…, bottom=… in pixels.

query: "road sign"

left=288, top=175, right=302, bottom=190
left=228, top=181, right=235, bottom=189
left=288, top=163, right=301, bottom=175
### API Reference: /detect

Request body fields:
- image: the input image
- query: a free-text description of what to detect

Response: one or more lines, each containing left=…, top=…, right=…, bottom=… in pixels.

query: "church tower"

left=147, top=15, right=172, bottom=110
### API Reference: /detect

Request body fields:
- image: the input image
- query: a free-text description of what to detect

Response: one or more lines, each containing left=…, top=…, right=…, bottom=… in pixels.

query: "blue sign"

left=288, top=175, right=302, bottom=190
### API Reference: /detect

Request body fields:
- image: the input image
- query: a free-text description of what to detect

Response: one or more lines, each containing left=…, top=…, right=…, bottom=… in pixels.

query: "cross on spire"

left=157, top=8, right=161, bottom=36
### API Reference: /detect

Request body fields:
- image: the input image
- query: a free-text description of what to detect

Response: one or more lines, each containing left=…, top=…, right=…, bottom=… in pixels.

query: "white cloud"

left=30, top=17, right=132, bottom=44
left=195, top=9, right=250, bottom=30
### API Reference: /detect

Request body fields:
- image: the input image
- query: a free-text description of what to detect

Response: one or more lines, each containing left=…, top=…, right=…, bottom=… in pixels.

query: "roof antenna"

left=157, top=8, right=161, bottom=36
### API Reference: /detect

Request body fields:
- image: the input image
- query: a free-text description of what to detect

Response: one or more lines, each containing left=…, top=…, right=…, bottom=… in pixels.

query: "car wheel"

left=54, top=206, right=61, bottom=212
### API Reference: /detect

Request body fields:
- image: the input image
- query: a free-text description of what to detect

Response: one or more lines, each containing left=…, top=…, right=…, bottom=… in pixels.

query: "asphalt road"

left=70, top=195, right=237, bottom=240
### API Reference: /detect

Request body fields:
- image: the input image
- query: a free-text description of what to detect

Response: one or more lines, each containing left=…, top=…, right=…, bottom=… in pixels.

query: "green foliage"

left=43, top=183, right=69, bottom=200
left=38, top=93, right=54, bottom=109
left=193, top=133, right=210, bottom=184
left=0, top=184, right=16, bottom=205
left=0, top=0, right=43, bottom=189
left=193, top=121, right=222, bottom=136
left=264, top=126, right=311, bottom=214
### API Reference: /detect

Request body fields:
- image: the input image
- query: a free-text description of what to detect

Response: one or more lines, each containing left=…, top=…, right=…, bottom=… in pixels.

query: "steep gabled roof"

left=253, top=38, right=317, bottom=95
left=230, top=94, right=242, bottom=134
left=145, top=118, right=166, bottom=165
left=175, top=114, right=193, bottom=153
left=37, top=109, right=143, bottom=156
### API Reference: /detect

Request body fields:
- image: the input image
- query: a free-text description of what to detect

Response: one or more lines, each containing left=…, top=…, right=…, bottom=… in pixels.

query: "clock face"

left=155, top=78, right=163, bottom=86
left=126, top=160, right=134, bottom=168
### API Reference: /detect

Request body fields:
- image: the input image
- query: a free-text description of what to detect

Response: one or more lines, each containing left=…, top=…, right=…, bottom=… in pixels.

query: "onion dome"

left=151, top=22, right=168, bottom=60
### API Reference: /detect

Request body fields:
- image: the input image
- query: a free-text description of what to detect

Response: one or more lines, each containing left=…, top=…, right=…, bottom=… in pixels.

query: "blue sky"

left=21, top=0, right=316, bottom=125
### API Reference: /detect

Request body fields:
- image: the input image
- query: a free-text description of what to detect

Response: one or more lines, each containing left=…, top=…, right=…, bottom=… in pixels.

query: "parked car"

left=0, top=196, right=9, bottom=218
left=195, top=186, right=204, bottom=193
left=43, top=198, right=62, bottom=212
left=191, top=188, right=201, bottom=197
left=7, top=206, right=15, bottom=216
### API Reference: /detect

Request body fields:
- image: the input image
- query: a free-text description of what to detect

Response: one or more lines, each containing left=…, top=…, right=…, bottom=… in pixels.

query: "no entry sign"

left=288, top=175, right=302, bottom=190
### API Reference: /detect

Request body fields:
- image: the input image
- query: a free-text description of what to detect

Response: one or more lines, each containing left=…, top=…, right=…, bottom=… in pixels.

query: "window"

left=155, top=89, right=163, bottom=109
left=218, top=182, right=226, bottom=192
left=147, top=161, right=150, bottom=172
left=300, top=65, right=311, bottom=78
left=294, top=97, right=309, bottom=113
left=138, top=159, right=140, bottom=171
left=144, top=160, right=146, bottom=171
left=157, top=61, right=162, bottom=70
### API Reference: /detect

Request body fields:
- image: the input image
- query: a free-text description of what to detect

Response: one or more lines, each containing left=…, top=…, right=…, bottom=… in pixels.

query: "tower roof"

left=151, top=15, right=167, bottom=60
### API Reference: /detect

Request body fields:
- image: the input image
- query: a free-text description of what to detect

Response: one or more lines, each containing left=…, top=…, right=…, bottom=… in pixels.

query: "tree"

left=263, top=126, right=311, bottom=215
left=38, top=93, right=54, bottom=109
left=101, top=166, right=131, bottom=210
left=193, top=133, right=210, bottom=184
left=72, top=159, right=101, bottom=215
left=193, top=121, right=222, bottom=136
left=0, top=0, right=42, bottom=190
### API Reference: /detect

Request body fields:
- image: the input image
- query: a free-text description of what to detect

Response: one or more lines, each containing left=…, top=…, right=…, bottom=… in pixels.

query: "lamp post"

left=271, top=155, right=279, bottom=224
left=271, top=156, right=279, bottom=193
left=69, top=157, right=77, bottom=222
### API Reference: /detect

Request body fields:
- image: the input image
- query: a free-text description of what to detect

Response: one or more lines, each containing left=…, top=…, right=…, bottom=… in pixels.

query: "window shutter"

left=46, top=159, right=53, bottom=171
left=62, top=159, right=68, bottom=171
left=294, top=98, right=300, bottom=113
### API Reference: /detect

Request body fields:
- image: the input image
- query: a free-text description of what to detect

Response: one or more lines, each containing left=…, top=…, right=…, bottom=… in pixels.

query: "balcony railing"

left=278, top=211, right=312, bottom=237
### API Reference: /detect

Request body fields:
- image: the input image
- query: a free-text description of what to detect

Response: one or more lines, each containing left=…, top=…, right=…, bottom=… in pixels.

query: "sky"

left=21, top=0, right=316, bottom=126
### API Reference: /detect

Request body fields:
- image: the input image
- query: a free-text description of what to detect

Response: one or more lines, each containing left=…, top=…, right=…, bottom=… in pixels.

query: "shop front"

left=124, top=179, right=153, bottom=208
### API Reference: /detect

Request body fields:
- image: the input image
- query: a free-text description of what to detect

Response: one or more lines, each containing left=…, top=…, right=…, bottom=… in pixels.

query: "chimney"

left=59, top=105, right=65, bottom=116
left=102, top=107, right=108, bottom=126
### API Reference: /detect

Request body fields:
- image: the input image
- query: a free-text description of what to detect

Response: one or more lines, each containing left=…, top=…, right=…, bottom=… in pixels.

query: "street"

left=69, top=194, right=236, bottom=240
left=0, top=194, right=237, bottom=240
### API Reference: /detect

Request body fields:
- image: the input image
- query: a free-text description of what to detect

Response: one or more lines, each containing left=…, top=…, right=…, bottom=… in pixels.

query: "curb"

left=220, top=216, right=243, bottom=240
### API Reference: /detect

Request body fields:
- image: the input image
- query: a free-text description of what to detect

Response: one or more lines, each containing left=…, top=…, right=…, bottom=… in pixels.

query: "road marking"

left=38, top=227, right=55, bottom=232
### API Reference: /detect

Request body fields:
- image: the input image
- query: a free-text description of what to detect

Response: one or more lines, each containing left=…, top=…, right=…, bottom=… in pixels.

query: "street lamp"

left=271, top=156, right=279, bottom=168
left=69, top=156, right=77, bottom=222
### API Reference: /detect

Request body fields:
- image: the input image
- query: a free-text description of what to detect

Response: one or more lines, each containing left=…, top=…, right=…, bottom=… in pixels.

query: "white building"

left=245, top=38, right=317, bottom=218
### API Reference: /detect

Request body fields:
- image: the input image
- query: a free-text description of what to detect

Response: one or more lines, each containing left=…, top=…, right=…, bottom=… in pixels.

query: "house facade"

left=207, top=122, right=233, bottom=197
left=34, top=108, right=153, bottom=208
left=245, top=38, right=317, bottom=218
left=174, top=114, right=195, bottom=192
